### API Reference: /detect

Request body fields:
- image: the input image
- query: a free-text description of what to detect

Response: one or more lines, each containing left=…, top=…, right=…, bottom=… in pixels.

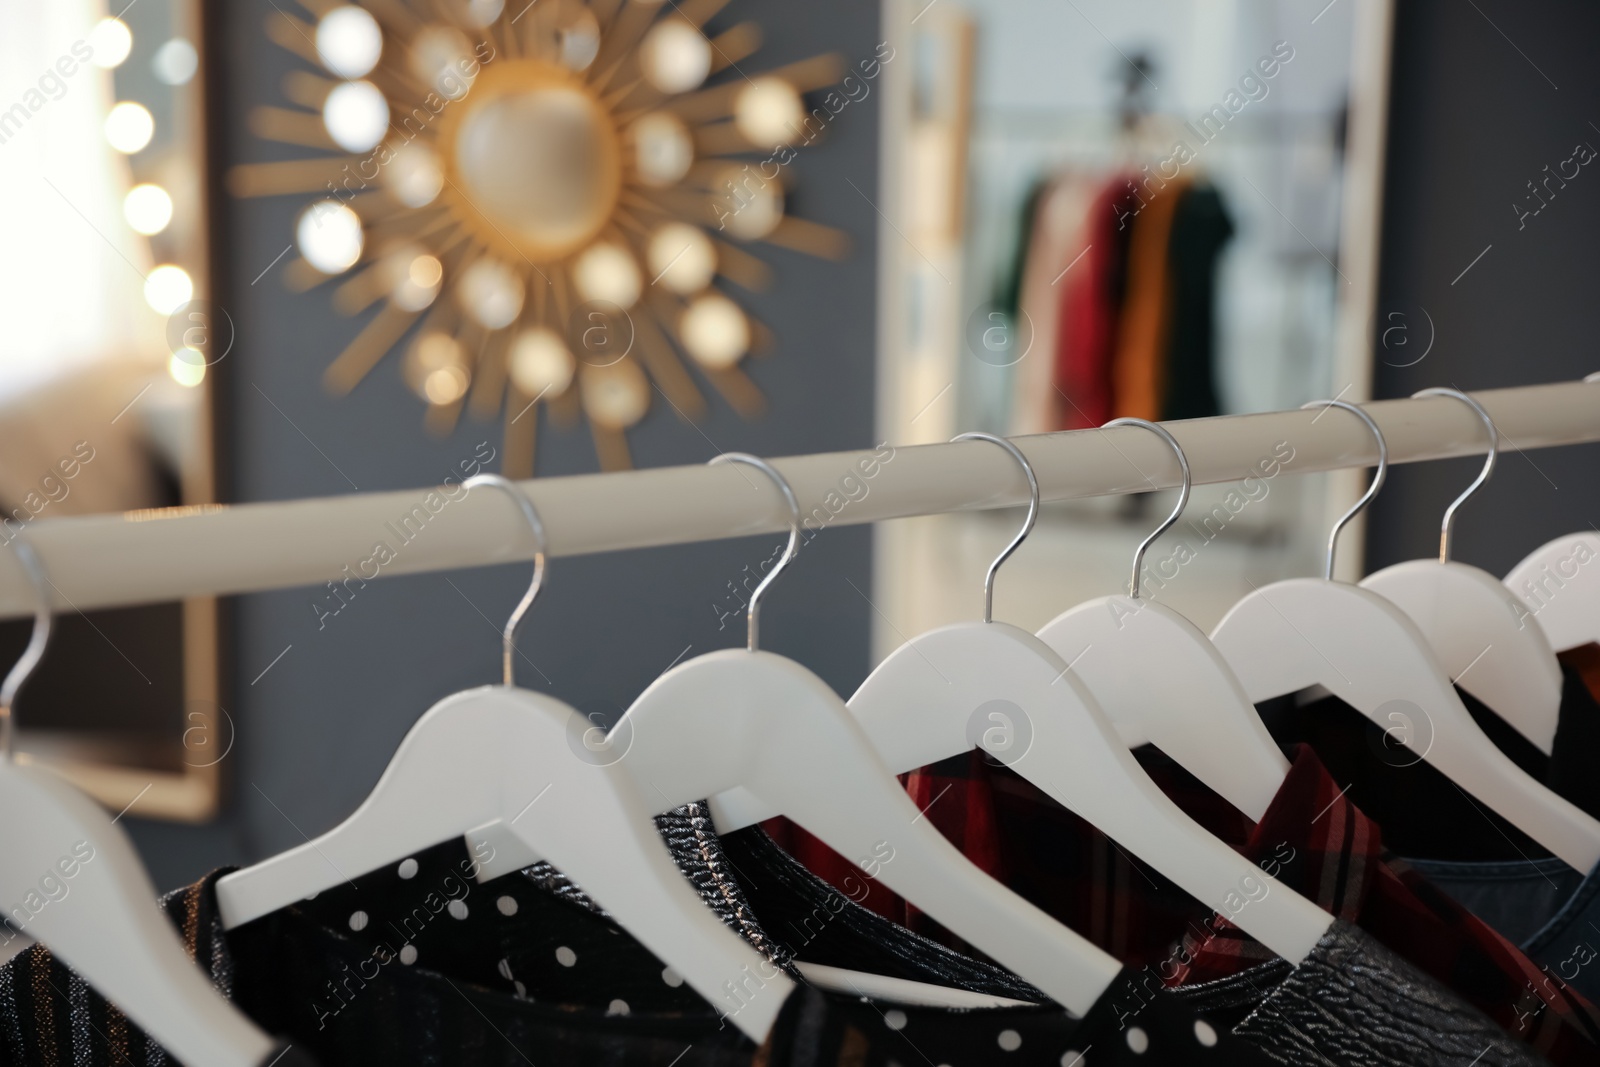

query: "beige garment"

left=1010, top=173, right=1097, bottom=436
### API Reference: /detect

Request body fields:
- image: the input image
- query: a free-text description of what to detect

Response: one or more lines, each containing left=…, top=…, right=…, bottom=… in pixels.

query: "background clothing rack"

left=0, top=379, right=1594, bottom=620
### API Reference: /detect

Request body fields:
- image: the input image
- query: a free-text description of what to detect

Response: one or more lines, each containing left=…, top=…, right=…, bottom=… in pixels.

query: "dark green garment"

left=992, top=177, right=1050, bottom=324
left=1161, top=183, right=1234, bottom=421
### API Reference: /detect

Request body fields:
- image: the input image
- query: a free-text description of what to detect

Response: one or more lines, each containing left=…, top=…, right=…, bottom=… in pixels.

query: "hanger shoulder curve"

left=833, top=621, right=1331, bottom=966
left=1505, top=532, right=1600, bottom=653
left=1, top=762, right=274, bottom=1067
left=1362, top=559, right=1562, bottom=754
left=215, top=685, right=792, bottom=1039
left=1212, top=578, right=1448, bottom=708
left=1037, top=596, right=1288, bottom=821
left=1213, top=577, right=1600, bottom=874
left=623, top=647, right=1123, bottom=1017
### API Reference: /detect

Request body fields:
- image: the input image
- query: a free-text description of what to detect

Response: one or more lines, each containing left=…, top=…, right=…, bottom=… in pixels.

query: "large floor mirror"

left=0, top=0, right=221, bottom=820
left=872, top=0, right=1394, bottom=651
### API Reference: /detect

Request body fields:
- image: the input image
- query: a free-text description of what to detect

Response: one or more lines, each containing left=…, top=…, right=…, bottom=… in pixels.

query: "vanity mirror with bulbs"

left=0, top=0, right=222, bottom=819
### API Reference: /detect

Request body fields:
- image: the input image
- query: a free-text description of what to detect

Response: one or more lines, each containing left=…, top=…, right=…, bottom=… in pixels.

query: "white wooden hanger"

left=1361, top=388, right=1564, bottom=754
left=462, top=454, right=1128, bottom=1014
left=711, top=437, right=1331, bottom=970
left=457, top=460, right=1056, bottom=1011
left=1507, top=532, right=1600, bottom=653
left=1212, top=399, right=1600, bottom=875
left=1503, top=373, right=1600, bottom=652
left=0, top=536, right=276, bottom=1066
left=1034, top=418, right=1290, bottom=822
left=612, top=453, right=1129, bottom=1016
left=214, top=475, right=798, bottom=1040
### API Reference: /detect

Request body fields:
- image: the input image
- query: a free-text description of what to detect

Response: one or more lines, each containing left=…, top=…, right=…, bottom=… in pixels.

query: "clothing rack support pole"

left=0, top=380, right=1595, bottom=619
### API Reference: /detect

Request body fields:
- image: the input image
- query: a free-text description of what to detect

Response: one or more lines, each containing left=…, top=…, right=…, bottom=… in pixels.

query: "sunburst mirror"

left=231, top=0, right=849, bottom=474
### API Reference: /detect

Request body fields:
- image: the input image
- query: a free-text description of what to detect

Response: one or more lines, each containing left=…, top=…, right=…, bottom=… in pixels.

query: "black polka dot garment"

left=0, top=808, right=1273, bottom=1065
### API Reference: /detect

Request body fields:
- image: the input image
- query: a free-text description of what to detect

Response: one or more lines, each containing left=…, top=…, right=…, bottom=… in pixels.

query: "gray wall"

left=129, top=0, right=883, bottom=889
left=1365, top=0, right=1600, bottom=572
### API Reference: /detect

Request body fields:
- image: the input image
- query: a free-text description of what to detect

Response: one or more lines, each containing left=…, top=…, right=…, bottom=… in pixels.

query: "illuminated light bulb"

left=573, top=242, right=642, bottom=309
left=631, top=112, right=693, bottom=187
left=559, top=12, right=601, bottom=70
left=680, top=292, right=749, bottom=369
left=296, top=201, right=364, bottom=274
left=640, top=20, right=711, bottom=94
left=88, top=18, right=134, bottom=69
left=580, top=360, right=649, bottom=429
left=386, top=142, right=443, bottom=207
left=316, top=6, right=383, bottom=79
left=411, top=26, right=476, bottom=100
left=456, top=258, right=523, bottom=329
left=509, top=328, right=576, bottom=397
left=168, top=348, right=206, bottom=387
left=463, top=0, right=505, bottom=28
left=423, top=365, right=469, bottom=404
left=124, top=184, right=174, bottom=236
left=383, top=249, right=442, bottom=311
left=734, top=77, right=804, bottom=149
left=715, top=165, right=784, bottom=240
left=144, top=265, right=194, bottom=314
left=647, top=223, right=715, bottom=294
left=405, top=332, right=469, bottom=404
left=152, top=38, right=199, bottom=85
left=323, top=80, right=389, bottom=152
left=105, top=102, right=154, bottom=154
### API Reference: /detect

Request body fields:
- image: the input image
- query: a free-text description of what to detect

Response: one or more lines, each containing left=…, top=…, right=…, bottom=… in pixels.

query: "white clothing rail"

left=0, top=379, right=1595, bottom=620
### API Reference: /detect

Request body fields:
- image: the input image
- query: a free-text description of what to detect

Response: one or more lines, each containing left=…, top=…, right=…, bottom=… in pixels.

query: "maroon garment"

left=772, top=745, right=1600, bottom=1065
left=1051, top=176, right=1140, bottom=429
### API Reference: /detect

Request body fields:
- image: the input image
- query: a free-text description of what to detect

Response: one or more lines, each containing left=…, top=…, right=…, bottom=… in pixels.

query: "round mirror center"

left=450, top=64, right=621, bottom=260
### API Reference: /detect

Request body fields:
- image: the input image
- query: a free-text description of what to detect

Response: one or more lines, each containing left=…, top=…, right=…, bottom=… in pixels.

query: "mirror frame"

left=868, top=0, right=1397, bottom=656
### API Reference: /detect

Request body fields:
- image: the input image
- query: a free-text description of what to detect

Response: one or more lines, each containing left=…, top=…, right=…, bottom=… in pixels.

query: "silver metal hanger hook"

left=708, top=453, right=800, bottom=652
left=1301, top=399, right=1388, bottom=581
left=1103, top=417, right=1192, bottom=599
left=463, top=474, right=548, bottom=686
left=951, top=433, right=1039, bottom=624
left=0, top=536, right=54, bottom=761
left=1413, top=387, right=1496, bottom=563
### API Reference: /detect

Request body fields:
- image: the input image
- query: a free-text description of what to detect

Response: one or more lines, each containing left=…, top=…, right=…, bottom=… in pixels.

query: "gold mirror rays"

left=237, top=0, right=850, bottom=474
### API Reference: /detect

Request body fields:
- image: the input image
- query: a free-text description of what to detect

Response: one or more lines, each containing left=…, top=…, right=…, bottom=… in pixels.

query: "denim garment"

left=1407, top=854, right=1600, bottom=1006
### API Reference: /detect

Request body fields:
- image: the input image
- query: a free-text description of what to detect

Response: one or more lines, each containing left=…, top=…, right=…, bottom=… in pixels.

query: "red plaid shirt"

left=765, top=743, right=1600, bottom=1065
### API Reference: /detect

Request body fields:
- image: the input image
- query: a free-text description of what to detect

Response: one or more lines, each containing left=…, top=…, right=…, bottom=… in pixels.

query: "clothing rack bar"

left=1, top=380, right=1595, bottom=620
